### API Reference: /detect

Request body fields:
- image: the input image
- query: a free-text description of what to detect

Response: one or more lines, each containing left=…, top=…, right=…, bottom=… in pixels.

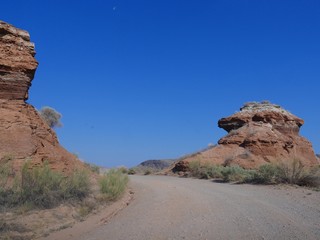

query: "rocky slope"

left=173, top=102, right=318, bottom=172
left=0, top=21, right=83, bottom=174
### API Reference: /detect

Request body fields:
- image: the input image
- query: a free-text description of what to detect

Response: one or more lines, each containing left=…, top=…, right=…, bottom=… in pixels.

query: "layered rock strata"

left=0, top=21, right=82, bottom=174
left=173, top=102, right=318, bottom=171
left=0, top=21, right=38, bottom=100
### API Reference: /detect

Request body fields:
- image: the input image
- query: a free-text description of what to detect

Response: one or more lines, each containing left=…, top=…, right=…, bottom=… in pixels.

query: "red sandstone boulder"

left=173, top=102, right=319, bottom=172
left=0, top=21, right=83, bottom=174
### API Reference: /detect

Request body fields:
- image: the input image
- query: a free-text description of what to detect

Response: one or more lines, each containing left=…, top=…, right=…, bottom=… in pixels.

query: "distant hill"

left=132, top=159, right=176, bottom=174
left=139, top=159, right=175, bottom=170
left=132, top=146, right=217, bottom=175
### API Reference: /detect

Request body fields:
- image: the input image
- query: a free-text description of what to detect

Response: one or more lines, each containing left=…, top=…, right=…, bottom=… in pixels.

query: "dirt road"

left=47, top=175, right=320, bottom=240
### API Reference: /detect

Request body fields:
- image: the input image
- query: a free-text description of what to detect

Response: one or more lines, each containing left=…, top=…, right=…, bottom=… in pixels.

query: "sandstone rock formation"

left=0, top=21, right=38, bottom=100
left=173, top=102, right=319, bottom=172
left=0, top=21, right=82, bottom=174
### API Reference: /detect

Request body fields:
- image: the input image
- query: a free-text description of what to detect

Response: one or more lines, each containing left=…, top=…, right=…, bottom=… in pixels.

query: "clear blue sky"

left=2, top=0, right=320, bottom=167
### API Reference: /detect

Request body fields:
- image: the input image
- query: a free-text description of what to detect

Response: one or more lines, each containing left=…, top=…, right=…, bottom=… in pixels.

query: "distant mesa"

left=0, top=21, right=83, bottom=174
left=140, top=159, right=175, bottom=170
left=132, top=159, right=176, bottom=174
left=173, top=101, right=319, bottom=172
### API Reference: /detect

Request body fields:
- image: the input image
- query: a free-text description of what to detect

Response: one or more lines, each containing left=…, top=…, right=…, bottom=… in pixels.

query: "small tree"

left=39, top=106, right=62, bottom=128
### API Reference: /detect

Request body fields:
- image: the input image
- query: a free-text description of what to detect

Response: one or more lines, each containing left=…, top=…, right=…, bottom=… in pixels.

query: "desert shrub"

left=0, top=159, right=14, bottom=189
left=0, top=188, right=15, bottom=209
left=189, top=161, right=224, bottom=179
left=61, top=169, right=90, bottom=200
left=277, top=159, right=306, bottom=184
left=127, top=168, right=136, bottom=175
left=16, top=161, right=64, bottom=208
left=189, top=162, right=255, bottom=182
left=297, top=166, right=320, bottom=187
left=99, top=169, right=128, bottom=200
left=118, top=167, right=128, bottom=174
left=188, top=160, right=203, bottom=177
left=248, top=160, right=320, bottom=187
left=39, top=106, right=62, bottom=128
left=0, top=161, right=90, bottom=209
left=250, top=164, right=280, bottom=184
left=221, top=165, right=255, bottom=182
left=84, top=162, right=100, bottom=174
left=277, top=159, right=320, bottom=187
left=207, top=164, right=225, bottom=179
left=144, top=169, right=152, bottom=175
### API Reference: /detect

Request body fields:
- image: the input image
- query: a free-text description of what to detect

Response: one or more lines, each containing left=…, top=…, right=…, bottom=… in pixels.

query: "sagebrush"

left=99, top=169, right=129, bottom=200
left=188, top=159, right=320, bottom=187
left=0, top=161, right=90, bottom=209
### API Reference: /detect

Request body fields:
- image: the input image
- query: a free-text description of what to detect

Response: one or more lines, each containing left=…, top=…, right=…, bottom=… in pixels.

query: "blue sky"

left=2, top=0, right=319, bottom=167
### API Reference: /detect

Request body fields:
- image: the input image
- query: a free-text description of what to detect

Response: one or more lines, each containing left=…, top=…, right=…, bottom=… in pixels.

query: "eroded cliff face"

left=0, top=21, right=82, bottom=174
left=173, top=102, right=318, bottom=171
left=0, top=21, right=38, bottom=100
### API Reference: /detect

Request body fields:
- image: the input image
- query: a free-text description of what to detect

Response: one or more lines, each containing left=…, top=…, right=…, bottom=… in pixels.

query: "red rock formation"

left=0, top=21, right=83, bottom=174
left=0, top=21, right=38, bottom=100
left=173, top=102, right=319, bottom=172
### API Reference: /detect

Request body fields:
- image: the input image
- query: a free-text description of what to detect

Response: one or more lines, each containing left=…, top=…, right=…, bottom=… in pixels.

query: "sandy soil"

left=54, top=175, right=320, bottom=240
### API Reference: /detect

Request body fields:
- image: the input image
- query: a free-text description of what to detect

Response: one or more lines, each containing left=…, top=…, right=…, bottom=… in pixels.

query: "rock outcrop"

left=0, top=21, right=83, bottom=174
left=0, top=21, right=38, bottom=100
left=173, top=102, right=318, bottom=172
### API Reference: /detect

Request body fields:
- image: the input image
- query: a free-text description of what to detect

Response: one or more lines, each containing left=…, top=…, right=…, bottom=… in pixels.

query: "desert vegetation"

left=0, top=161, right=90, bottom=209
left=188, top=159, right=320, bottom=188
left=0, top=161, right=130, bottom=210
left=99, top=169, right=129, bottom=200
left=39, top=106, right=62, bottom=128
left=0, top=160, right=130, bottom=239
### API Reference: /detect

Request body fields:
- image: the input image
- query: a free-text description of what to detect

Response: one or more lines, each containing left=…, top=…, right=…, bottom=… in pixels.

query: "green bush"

left=277, top=159, right=306, bottom=184
left=188, top=159, right=319, bottom=187
left=250, top=164, right=280, bottom=184
left=0, top=159, right=13, bottom=190
left=144, top=169, right=152, bottom=175
left=118, top=167, right=128, bottom=174
left=221, top=165, right=255, bottom=182
left=276, top=159, right=320, bottom=187
left=245, top=160, right=320, bottom=187
left=297, top=166, right=320, bottom=187
left=189, top=160, right=254, bottom=181
left=17, top=161, right=65, bottom=208
left=0, top=161, right=90, bottom=209
left=61, top=169, right=90, bottom=200
left=189, top=161, right=224, bottom=179
left=127, top=168, right=136, bottom=175
left=99, top=169, right=128, bottom=200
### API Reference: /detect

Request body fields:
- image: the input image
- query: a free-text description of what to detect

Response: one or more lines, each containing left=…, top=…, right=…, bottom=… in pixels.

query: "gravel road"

left=64, top=175, right=320, bottom=240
